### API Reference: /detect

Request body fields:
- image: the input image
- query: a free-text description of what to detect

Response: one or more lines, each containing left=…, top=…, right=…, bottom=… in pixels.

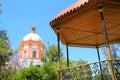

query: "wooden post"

left=66, top=44, right=69, bottom=67
left=96, top=46, right=103, bottom=80
left=57, top=27, right=61, bottom=80
left=98, top=5, right=117, bottom=80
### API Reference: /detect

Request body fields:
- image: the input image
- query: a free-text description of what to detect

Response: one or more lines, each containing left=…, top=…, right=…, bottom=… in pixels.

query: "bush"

left=12, top=62, right=57, bottom=80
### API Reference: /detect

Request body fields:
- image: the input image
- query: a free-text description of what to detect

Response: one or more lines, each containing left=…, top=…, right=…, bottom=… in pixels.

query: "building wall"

left=19, top=40, right=44, bottom=67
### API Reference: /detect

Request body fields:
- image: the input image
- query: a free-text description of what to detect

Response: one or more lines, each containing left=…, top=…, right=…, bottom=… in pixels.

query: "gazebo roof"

left=50, top=0, right=120, bottom=47
left=54, top=0, right=89, bottom=20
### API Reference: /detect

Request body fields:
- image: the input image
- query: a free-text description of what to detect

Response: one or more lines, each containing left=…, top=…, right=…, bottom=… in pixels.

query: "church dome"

left=22, top=24, right=41, bottom=41
left=23, top=33, right=41, bottom=41
left=19, top=24, right=44, bottom=68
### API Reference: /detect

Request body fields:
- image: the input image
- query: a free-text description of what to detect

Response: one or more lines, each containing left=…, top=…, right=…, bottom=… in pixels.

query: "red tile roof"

left=50, top=0, right=89, bottom=23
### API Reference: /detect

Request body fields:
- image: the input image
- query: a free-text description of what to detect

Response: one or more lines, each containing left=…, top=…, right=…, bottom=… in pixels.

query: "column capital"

left=56, top=27, right=60, bottom=33
left=98, top=4, right=103, bottom=12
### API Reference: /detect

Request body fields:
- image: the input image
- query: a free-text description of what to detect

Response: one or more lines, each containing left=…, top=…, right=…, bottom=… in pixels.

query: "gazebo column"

left=57, top=27, right=61, bottom=80
left=66, top=44, right=69, bottom=67
left=96, top=46, right=103, bottom=80
left=98, top=5, right=116, bottom=80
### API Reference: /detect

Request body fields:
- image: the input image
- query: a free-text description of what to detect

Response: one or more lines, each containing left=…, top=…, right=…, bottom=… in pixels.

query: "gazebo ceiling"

left=50, top=0, right=120, bottom=47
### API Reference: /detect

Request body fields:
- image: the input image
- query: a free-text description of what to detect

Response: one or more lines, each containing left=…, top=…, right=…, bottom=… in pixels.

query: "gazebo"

left=49, top=0, right=120, bottom=80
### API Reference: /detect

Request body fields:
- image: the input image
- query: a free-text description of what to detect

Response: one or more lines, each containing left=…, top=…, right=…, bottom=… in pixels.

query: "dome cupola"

left=22, top=25, right=41, bottom=41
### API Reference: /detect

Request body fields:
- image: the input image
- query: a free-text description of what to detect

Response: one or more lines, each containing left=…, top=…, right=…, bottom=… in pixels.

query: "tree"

left=60, top=58, right=74, bottom=68
left=41, top=44, right=63, bottom=63
left=0, top=30, right=12, bottom=79
left=103, top=44, right=119, bottom=58
left=12, top=65, right=42, bottom=80
left=0, top=30, right=12, bottom=70
left=1, top=49, right=22, bottom=80
left=74, top=59, right=92, bottom=80
left=40, top=62, right=57, bottom=80
left=12, top=63, right=57, bottom=80
left=101, top=44, right=120, bottom=80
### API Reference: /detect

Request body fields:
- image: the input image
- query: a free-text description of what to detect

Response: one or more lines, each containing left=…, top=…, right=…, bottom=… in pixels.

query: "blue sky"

left=0, top=0, right=106, bottom=62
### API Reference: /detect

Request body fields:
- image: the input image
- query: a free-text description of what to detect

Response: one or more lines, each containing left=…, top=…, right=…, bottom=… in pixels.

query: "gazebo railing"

left=60, top=59, right=120, bottom=80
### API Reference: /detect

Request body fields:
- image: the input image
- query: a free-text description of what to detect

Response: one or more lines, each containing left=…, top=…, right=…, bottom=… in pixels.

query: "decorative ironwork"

left=60, top=59, right=120, bottom=80
left=113, top=59, right=120, bottom=80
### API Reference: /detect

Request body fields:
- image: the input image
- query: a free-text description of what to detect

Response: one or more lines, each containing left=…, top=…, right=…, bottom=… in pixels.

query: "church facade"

left=19, top=25, right=44, bottom=67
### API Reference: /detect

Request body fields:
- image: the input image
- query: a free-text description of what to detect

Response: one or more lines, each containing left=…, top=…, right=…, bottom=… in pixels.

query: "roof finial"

left=31, top=24, right=36, bottom=33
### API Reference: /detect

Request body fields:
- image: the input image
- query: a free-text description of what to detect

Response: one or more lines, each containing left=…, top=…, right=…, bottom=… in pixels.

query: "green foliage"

left=1, top=67, right=16, bottom=80
left=0, top=30, right=13, bottom=79
left=12, top=63, right=57, bottom=80
left=76, top=59, right=88, bottom=65
left=12, top=65, right=42, bottom=80
left=40, top=62, right=57, bottom=80
left=60, top=58, right=76, bottom=68
left=0, top=30, right=11, bottom=66
left=41, top=44, right=63, bottom=63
